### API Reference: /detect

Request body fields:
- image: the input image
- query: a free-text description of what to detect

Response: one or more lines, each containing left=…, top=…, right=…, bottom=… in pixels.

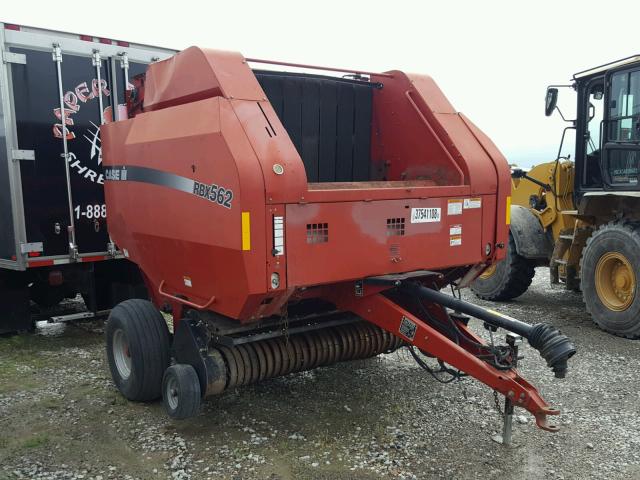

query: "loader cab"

left=571, top=57, right=640, bottom=202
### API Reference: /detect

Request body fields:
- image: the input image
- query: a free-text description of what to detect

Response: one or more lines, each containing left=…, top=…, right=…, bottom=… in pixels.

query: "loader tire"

left=106, top=299, right=171, bottom=401
left=580, top=221, right=640, bottom=339
left=471, top=232, right=535, bottom=301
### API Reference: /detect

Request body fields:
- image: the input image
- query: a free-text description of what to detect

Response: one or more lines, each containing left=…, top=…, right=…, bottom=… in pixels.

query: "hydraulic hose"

left=396, top=282, right=576, bottom=378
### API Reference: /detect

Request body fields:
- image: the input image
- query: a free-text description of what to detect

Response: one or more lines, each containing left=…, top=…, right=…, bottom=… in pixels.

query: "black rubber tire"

left=162, top=364, right=202, bottom=419
left=471, top=232, right=536, bottom=300
left=580, top=221, right=640, bottom=339
left=105, top=299, right=170, bottom=401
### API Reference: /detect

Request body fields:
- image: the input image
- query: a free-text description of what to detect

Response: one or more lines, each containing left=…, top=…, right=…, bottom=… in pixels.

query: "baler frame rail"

left=208, top=313, right=365, bottom=348
left=326, top=278, right=576, bottom=432
left=245, top=57, right=395, bottom=78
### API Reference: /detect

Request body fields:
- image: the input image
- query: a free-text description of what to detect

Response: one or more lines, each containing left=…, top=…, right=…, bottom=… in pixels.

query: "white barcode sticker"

left=449, top=225, right=462, bottom=235
left=410, top=207, right=441, bottom=223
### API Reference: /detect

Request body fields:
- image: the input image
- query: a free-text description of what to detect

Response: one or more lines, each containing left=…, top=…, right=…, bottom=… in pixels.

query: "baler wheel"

left=162, top=364, right=201, bottom=419
left=105, top=299, right=170, bottom=401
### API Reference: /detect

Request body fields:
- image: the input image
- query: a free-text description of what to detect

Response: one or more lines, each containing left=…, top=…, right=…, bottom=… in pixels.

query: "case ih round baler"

left=101, top=47, right=575, bottom=431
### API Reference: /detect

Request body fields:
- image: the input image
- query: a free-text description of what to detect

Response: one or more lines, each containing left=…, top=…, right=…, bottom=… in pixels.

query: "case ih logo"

left=52, top=78, right=111, bottom=184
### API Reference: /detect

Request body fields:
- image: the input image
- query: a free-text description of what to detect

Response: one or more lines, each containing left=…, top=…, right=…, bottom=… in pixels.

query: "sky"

left=5, top=0, right=639, bottom=167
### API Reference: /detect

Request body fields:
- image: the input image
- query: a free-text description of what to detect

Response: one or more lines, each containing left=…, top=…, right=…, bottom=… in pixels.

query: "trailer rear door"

left=8, top=44, right=150, bottom=258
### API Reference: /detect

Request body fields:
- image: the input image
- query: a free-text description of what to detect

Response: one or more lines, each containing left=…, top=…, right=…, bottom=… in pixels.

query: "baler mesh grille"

left=386, top=218, right=405, bottom=236
left=306, top=223, right=329, bottom=244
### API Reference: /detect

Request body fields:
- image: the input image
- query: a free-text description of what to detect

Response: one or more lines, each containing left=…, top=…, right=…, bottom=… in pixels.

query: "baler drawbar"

left=101, top=46, right=575, bottom=436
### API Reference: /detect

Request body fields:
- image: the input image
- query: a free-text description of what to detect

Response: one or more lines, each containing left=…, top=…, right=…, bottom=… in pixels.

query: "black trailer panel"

left=11, top=47, right=74, bottom=256
left=0, top=23, right=175, bottom=332
left=10, top=48, right=151, bottom=257
left=1, top=24, right=174, bottom=266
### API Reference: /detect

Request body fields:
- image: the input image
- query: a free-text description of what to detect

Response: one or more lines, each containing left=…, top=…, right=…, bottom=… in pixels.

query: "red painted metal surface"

left=101, top=47, right=560, bottom=426
left=102, top=46, right=509, bottom=319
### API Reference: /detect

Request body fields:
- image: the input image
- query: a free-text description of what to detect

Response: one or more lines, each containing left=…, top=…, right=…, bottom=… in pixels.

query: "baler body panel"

left=284, top=198, right=485, bottom=286
left=101, top=47, right=575, bottom=429
left=102, top=47, right=509, bottom=321
left=102, top=96, right=268, bottom=319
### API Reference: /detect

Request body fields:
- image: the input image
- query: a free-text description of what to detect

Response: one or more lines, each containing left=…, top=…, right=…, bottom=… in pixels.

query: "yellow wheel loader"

left=472, top=56, right=640, bottom=339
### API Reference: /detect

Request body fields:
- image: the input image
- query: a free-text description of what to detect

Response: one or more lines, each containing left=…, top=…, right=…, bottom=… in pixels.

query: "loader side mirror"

left=545, top=88, right=558, bottom=117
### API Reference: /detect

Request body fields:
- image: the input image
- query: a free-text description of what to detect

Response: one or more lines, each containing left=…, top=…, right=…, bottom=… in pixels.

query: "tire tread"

left=580, top=220, right=640, bottom=339
left=472, top=234, right=536, bottom=301
left=106, top=299, right=170, bottom=401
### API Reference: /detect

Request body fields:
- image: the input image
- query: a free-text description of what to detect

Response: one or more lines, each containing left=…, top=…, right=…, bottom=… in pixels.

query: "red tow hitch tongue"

left=330, top=278, right=575, bottom=442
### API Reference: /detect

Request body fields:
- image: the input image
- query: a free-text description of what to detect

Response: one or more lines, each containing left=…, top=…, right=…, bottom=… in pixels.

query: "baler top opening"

left=254, top=69, right=377, bottom=184
left=251, top=66, right=468, bottom=188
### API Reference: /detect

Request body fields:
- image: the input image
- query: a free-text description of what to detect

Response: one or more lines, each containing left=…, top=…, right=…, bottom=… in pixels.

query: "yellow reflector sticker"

left=241, top=212, right=251, bottom=251
left=505, top=196, right=511, bottom=225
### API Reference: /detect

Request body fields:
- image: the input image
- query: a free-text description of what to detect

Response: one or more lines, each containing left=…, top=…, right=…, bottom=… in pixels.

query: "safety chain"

left=487, top=325, right=505, bottom=418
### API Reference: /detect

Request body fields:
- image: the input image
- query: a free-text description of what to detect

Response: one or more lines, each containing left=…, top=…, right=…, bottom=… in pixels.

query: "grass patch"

left=38, top=395, right=62, bottom=410
left=21, top=434, right=49, bottom=449
left=0, top=328, right=100, bottom=355
left=0, top=360, right=39, bottom=394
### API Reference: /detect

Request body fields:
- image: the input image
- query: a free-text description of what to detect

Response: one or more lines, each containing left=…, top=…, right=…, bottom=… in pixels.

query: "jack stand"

left=495, top=332, right=522, bottom=446
left=502, top=394, right=515, bottom=446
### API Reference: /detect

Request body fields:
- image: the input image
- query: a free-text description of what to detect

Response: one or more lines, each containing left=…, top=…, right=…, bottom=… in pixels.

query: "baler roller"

left=209, top=322, right=404, bottom=393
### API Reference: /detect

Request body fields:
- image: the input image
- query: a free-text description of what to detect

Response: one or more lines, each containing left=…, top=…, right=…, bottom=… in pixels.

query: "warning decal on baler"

left=104, top=166, right=234, bottom=209
left=399, top=315, right=417, bottom=340
left=449, top=225, right=462, bottom=236
left=447, top=199, right=463, bottom=216
left=463, top=197, right=482, bottom=209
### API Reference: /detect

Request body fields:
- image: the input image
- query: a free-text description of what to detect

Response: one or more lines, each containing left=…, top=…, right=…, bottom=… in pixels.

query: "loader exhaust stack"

left=101, top=46, right=575, bottom=430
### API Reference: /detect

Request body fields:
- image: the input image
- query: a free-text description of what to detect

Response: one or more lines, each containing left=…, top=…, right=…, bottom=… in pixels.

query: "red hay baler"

left=101, top=47, right=575, bottom=433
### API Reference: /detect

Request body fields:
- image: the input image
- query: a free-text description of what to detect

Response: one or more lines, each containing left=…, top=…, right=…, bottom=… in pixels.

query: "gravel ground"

left=1, top=268, right=639, bottom=480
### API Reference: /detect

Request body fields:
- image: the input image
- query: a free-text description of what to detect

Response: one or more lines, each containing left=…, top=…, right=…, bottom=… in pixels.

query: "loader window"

left=603, top=69, right=640, bottom=186
left=586, top=88, right=604, bottom=155
left=583, top=82, right=604, bottom=187
left=608, top=70, right=640, bottom=142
